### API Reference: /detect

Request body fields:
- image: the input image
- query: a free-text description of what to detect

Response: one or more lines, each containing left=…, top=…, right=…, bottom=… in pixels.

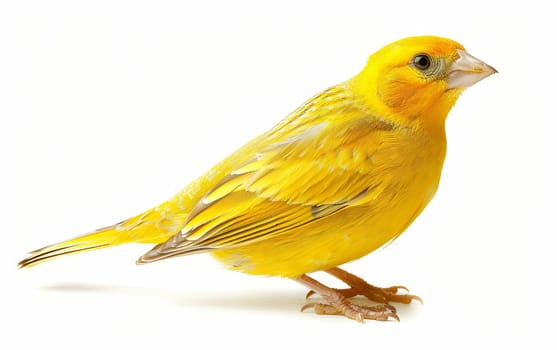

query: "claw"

left=389, top=312, right=400, bottom=322
left=410, top=294, right=424, bottom=304
left=305, top=290, right=316, bottom=299
left=386, top=293, right=423, bottom=304
left=384, top=285, right=409, bottom=294
left=300, top=302, right=315, bottom=313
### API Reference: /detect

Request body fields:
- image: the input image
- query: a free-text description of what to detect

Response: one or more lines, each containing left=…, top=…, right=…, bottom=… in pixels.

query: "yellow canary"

left=19, top=36, right=496, bottom=322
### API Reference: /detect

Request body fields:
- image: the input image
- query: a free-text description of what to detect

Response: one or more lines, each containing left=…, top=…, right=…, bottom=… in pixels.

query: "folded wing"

left=137, top=86, right=398, bottom=264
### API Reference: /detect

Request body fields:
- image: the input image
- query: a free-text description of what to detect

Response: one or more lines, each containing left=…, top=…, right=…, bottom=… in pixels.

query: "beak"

left=447, top=49, right=497, bottom=89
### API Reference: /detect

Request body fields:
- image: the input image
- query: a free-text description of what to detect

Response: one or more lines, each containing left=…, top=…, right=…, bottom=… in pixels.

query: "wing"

left=137, top=85, right=399, bottom=264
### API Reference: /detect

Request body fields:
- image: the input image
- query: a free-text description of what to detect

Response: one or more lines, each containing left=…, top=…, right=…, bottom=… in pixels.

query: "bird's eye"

left=412, top=54, right=431, bottom=70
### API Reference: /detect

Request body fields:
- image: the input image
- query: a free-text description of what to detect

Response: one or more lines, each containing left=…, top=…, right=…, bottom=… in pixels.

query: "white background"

left=1, top=0, right=552, bottom=349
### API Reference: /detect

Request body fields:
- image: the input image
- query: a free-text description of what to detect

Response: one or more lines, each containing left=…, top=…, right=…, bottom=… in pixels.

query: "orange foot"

left=295, top=274, right=399, bottom=322
left=318, top=267, right=423, bottom=304
left=295, top=267, right=421, bottom=322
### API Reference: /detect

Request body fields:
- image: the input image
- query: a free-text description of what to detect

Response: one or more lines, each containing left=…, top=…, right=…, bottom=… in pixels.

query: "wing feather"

left=137, top=85, right=401, bottom=264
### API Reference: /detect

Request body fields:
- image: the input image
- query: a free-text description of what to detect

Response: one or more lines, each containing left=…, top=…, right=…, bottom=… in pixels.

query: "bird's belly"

left=211, top=174, right=439, bottom=278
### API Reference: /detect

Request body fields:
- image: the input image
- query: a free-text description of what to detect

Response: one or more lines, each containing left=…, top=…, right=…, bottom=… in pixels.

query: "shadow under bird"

left=19, top=36, right=496, bottom=322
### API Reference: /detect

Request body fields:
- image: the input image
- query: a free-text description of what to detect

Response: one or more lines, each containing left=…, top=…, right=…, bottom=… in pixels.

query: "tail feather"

left=18, top=203, right=187, bottom=268
left=18, top=225, right=121, bottom=268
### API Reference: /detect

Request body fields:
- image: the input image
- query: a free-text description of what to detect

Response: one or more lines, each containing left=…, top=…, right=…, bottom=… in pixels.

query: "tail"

left=18, top=204, right=185, bottom=268
left=18, top=223, right=131, bottom=268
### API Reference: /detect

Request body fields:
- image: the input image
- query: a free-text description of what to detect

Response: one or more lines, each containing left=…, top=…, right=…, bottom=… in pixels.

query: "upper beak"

left=447, top=49, right=497, bottom=89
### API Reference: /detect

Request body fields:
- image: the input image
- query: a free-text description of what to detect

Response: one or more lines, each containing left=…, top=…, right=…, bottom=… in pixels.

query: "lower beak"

left=447, top=49, right=497, bottom=89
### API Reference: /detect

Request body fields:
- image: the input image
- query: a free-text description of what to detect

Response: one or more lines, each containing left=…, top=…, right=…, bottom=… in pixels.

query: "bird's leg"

left=295, top=274, right=399, bottom=322
left=309, top=267, right=422, bottom=304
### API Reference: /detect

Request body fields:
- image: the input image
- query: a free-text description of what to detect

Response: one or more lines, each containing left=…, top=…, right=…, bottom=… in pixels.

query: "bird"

left=19, top=36, right=496, bottom=322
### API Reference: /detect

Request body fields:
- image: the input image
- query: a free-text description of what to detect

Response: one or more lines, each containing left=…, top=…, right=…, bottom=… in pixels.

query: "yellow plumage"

left=19, top=36, right=496, bottom=321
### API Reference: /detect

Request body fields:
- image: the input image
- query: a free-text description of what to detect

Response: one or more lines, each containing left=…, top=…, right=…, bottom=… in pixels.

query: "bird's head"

left=351, top=36, right=496, bottom=130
